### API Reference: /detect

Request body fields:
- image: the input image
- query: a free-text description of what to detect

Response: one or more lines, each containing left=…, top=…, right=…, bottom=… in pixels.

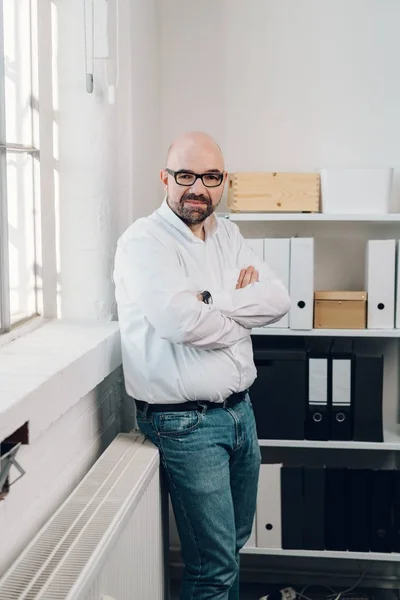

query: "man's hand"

left=236, top=266, right=259, bottom=289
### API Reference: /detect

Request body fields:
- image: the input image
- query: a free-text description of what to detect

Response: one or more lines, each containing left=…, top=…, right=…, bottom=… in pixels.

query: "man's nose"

left=190, top=176, right=206, bottom=194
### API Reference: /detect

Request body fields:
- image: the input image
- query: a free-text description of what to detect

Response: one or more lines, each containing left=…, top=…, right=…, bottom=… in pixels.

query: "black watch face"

left=203, top=291, right=212, bottom=304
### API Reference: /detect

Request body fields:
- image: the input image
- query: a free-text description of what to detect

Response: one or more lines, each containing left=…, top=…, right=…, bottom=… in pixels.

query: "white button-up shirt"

left=113, top=200, right=291, bottom=404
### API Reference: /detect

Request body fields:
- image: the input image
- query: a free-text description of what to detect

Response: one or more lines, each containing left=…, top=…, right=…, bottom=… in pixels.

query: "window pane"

left=3, top=0, right=33, bottom=146
left=7, top=150, right=37, bottom=323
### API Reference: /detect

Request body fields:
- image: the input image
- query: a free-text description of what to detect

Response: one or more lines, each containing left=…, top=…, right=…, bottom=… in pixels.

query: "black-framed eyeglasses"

left=166, top=168, right=224, bottom=188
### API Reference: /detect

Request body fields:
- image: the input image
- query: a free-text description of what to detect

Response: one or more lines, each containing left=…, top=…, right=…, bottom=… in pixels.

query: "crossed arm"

left=114, top=232, right=290, bottom=350
left=196, top=265, right=260, bottom=301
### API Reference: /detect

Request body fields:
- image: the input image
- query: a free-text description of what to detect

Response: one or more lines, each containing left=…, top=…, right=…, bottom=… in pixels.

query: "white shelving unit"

left=222, top=212, right=400, bottom=222
left=257, top=425, right=400, bottom=451
left=252, top=327, right=400, bottom=337
left=240, top=547, right=400, bottom=562
left=226, top=210, right=400, bottom=564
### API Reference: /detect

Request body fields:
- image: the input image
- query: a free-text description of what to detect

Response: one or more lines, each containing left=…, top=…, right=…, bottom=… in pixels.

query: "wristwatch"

left=200, top=290, right=213, bottom=305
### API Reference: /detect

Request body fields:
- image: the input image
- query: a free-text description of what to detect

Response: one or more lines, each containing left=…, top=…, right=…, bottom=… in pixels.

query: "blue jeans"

left=136, top=394, right=261, bottom=600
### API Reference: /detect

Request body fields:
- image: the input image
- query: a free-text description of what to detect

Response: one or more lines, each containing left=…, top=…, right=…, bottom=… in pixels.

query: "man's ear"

left=160, top=169, right=168, bottom=193
left=220, top=170, right=228, bottom=191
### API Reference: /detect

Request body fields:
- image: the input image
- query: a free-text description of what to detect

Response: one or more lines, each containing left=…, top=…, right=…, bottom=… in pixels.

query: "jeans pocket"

left=153, top=410, right=203, bottom=437
left=136, top=416, right=161, bottom=449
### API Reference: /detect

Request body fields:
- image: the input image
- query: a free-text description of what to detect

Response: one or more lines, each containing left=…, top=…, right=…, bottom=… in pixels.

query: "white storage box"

left=320, top=168, right=394, bottom=214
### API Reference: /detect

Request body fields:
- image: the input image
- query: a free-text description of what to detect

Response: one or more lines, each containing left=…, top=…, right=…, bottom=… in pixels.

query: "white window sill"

left=0, top=319, right=122, bottom=443
left=0, top=316, right=48, bottom=349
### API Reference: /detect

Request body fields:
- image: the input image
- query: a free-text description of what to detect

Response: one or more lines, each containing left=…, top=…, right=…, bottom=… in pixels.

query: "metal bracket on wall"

left=0, top=443, right=25, bottom=499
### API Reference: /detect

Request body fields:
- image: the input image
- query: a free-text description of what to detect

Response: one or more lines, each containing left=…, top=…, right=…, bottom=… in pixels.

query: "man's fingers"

left=236, top=269, right=246, bottom=289
left=250, top=270, right=259, bottom=284
left=242, top=267, right=255, bottom=288
left=236, top=266, right=259, bottom=289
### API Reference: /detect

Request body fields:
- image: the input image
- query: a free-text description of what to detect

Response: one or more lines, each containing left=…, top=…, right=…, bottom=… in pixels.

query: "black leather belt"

left=135, top=389, right=248, bottom=414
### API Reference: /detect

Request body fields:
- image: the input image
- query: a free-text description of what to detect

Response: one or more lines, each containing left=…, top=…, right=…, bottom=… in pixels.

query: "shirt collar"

left=157, top=197, right=219, bottom=242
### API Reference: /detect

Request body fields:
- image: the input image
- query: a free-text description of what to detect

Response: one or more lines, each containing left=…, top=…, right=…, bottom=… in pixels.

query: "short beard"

left=170, top=192, right=216, bottom=225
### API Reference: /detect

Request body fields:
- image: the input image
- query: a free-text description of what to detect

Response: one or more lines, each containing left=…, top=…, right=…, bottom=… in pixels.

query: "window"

left=0, top=0, right=40, bottom=333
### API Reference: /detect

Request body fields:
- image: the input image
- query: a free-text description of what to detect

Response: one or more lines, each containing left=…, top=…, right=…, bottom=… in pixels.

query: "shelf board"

left=221, top=212, right=400, bottom=222
left=258, top=428, right=400, bottom=451
left=240, top=547, right=400, bottom=562
left=252, top=327, right=400, bottom=337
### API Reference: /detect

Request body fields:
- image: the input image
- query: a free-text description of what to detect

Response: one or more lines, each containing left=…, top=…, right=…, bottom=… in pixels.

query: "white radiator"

left=0, top=433, right=167, bottom=600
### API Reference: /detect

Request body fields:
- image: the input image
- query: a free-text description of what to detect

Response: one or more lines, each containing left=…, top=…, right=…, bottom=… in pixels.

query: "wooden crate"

left=227, top=172, right=320, bottom=213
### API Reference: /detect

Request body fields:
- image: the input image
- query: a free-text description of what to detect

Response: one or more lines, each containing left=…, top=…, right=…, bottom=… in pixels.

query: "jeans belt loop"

left=197, top=401, right=209, bottom=414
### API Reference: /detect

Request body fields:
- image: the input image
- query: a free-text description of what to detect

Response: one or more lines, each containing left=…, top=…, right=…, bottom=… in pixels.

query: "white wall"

left=224, top=0, right=400, bottom=175
left=57, top=0, right=161, bottom=320
left=0, top=370, right=123, bottom=577
left=161, top=0, right=400, bottom=208
left=128, top=0, right=162, bottom=222
left=56, top=0, right=115, bottom=319
left=160, top=0, right=226, bottom=162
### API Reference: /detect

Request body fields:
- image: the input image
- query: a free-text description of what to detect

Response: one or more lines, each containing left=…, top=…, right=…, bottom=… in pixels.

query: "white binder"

left=366, top=239, right=396, bottom=329
left=264, top=238, right=290, bottom=328
left=245, top=238, right=264, bottom=261
left=256, top=464, right=282, bottom=548
left=244, top=515, right=257, bottom=548
left=332, top=357, right=352, bottom=411
left=309, top=357, right=329, bottom=409
left=289, top=237, right=314, bottom=330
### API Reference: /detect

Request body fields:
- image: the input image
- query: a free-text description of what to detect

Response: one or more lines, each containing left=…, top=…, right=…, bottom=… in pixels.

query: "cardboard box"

left=227, top=172, right=320, bottom=213
left=314, top=291, right=367, bottom=330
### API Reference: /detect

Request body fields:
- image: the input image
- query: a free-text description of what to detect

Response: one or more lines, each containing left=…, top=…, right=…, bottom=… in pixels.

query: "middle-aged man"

left=113, top=131, right=291, bottom=600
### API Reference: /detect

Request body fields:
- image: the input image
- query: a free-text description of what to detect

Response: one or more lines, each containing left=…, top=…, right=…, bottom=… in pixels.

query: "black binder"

left=250, top=339, right=307, bottom=440
left=353, top=346, right=383, bottom=442
left=281, top=466, right=303, bottom=549
left=303, top=466, right=325, bottom=550
left=347, top=469, right=371, bottom=552
left=325, top=468, right=348, bottom=551
left=392, top=470, right=400, bottom=552
left=330, top=339, right=353, bottom=441
left=370, top=469, right=393, bottom=553
left=305, top=339, right=331, bottom=440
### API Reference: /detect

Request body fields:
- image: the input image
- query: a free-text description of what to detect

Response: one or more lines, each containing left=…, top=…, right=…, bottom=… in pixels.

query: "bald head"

left=160, top=131, right=227, bottom=235
left=165, top=131, right=224, bottom=171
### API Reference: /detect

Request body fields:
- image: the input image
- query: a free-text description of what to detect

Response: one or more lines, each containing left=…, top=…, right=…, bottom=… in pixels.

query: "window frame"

left=0, top=0, right=10, bottom=332
left=0, top=0, right=57, bottom=334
